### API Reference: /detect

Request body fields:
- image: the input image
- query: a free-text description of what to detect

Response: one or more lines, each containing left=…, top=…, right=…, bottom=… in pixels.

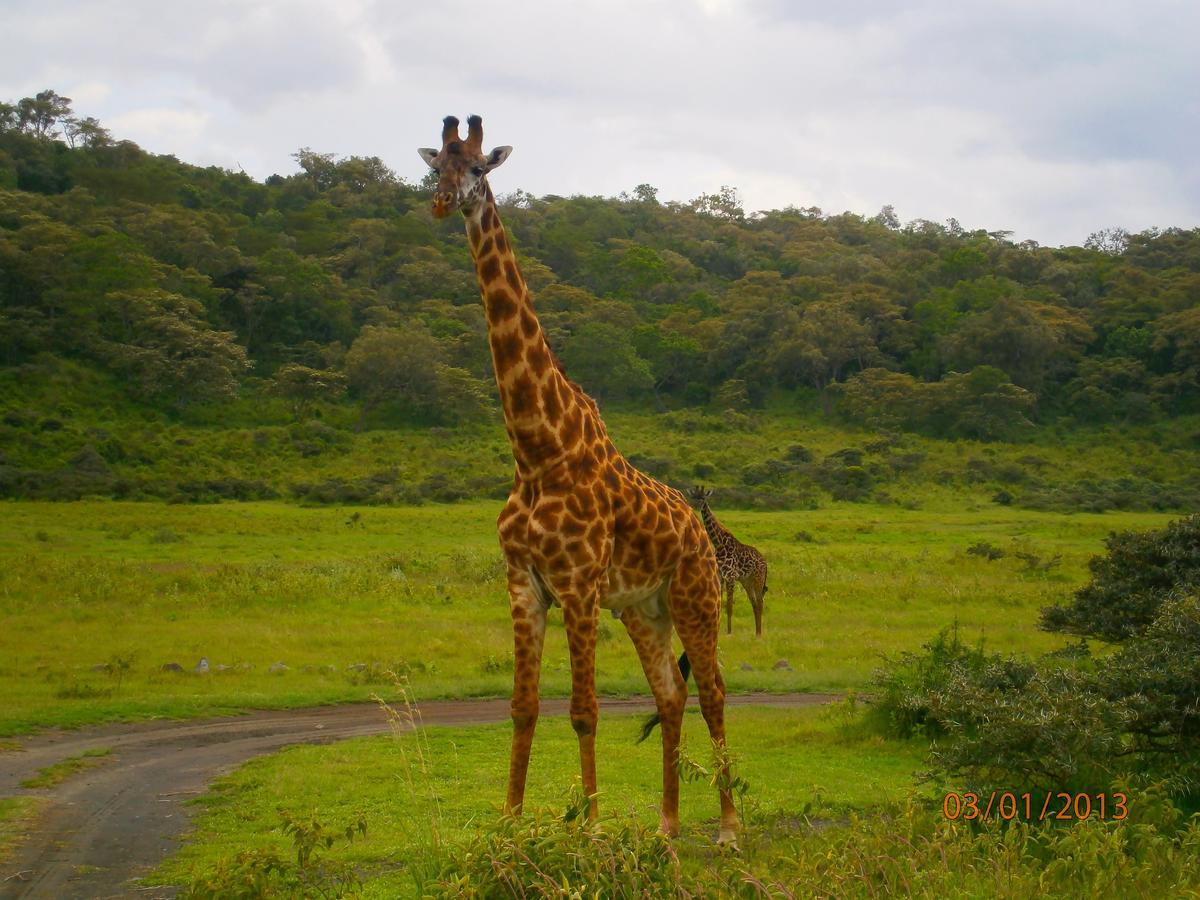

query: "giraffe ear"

left=417, top=148, right=439, bottom=168
left=485, top=145, right=512, bottom=171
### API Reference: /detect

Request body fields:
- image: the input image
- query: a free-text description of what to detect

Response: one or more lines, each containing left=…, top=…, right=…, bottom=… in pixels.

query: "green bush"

left=182, top=809, right=366, bottom=899
left=873, top=595, right=1200, bottom=805
left=1041, top=513, right=1200, bottom=641
left=430, top=785, right=682, bottom=898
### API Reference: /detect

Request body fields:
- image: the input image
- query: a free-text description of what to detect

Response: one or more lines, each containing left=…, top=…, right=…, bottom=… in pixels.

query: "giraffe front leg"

left=505, top=577, right=547, bottom=816
left=724, top=580, right=735, bottom=635
left=559, top=583, right=601, bottom=820
left=674, top=563, right=739, bottom=847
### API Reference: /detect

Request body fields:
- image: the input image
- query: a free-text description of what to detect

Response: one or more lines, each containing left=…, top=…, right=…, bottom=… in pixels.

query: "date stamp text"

left=942, top=791, right=1128, bottom=822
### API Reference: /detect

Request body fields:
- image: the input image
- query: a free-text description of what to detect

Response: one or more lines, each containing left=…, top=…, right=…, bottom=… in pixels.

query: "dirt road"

left=0, top=692, right=836, bottom=899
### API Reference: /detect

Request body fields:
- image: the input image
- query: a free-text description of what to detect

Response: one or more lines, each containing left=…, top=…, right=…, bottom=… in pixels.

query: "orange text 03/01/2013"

left=942, top=791, right=1129, bottom=822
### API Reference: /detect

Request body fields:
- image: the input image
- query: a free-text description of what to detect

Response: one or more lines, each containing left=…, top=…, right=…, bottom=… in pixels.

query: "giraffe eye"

left=471, top=166, right=485, bottom=177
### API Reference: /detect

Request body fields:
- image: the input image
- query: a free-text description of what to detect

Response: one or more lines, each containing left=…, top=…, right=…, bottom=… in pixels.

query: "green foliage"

left=1041, top=513, right=1200, bottom=640
left=731, top=796, right=1200, bottom=899
left=345, top=325, right=491, bottom=425
left=837, top=365, right=1035, bottom=440
left=182, top=808, right=366, bottom=899
left=430, top=783, right=683, bottom=898
left=872, top=592, right=1200, bottom=804
left=266, top=364, right=347, bottom=422
left=5, top=87, right=1200, bottom=449
left=867, top=625, right=1029, bottom=740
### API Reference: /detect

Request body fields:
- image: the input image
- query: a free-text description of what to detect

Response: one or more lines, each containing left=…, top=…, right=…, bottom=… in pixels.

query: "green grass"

left=151, top=702, right=927, bottom=896
left=0, top=499, right=1175, bottom=735
left=19, top=747, right=112, bottom=789
left=0, top=796, right=42, bottom=865
left=4, top=364, right=1198, bottom=511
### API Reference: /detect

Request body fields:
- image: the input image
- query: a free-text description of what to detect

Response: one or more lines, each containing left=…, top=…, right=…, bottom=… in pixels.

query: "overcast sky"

left=3, top=0, right=1197, bottom=246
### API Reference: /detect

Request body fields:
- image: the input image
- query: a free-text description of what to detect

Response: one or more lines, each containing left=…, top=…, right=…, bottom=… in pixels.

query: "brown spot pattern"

left=453, top=185, right=734, bottom=840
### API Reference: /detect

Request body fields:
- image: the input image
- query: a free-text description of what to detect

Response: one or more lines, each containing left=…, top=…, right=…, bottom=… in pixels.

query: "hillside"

left=2, top=90, right=1199, bottom=508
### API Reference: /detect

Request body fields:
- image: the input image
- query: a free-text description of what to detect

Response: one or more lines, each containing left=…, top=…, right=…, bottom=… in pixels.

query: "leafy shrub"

left=1020, top=477, right=1200, bottom=514
left=430, top=784, right=683, bottom=898
left=866, top=626, right=1030, bottom=739
left=1100, top=595, right=1200, bottom=765
left=1042, top=514, right=1200, bottom=641
left=874, top=595, right=1200, bottom=804
left=183, top=809, right=366, bottom=899
left=966, top=541, right=1004, bottom=560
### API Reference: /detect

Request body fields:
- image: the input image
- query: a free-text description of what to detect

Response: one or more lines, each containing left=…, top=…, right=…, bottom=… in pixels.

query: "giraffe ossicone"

left=417, top=116, right=738, bottom=845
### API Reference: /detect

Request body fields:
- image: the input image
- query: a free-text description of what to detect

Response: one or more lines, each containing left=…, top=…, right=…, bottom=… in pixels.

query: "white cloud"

left=1, top=0, right=1196, bottom=245
left=107, top=107, right=211, bottom=146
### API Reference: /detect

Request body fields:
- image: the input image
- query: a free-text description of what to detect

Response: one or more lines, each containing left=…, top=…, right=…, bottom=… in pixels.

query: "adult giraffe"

left=418, top=116, right=737, bottom=844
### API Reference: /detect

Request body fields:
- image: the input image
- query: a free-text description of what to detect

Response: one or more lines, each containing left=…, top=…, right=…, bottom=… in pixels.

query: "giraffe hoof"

left=717, top=828, right=740, bottom=851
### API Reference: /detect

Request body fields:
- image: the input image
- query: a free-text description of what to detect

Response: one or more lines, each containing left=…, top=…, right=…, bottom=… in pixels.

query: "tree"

left=17, top=90, right=73, bottom=139
left=632, top=183, right=659, bottom=204
left=1150, top=308, right=1200, bottom=411
left=835, top=368, right=924, bottom=430
left=345, top=324, right=491, bottom=423
left=689, top=185, right=744, bottom=221
left=770, top=299, right=880, bottom=393
left=1084, top=227, right=1130, bottom=256
left=267, top=364, right=347, bottom=421
left=559, top=322, right=654, bottom=402
left=99, top=290, right=250, bottom=407
left=61, top=116, right=110, bottom=149
left=940, top=296, right=1092, bottom=390
left=929, top=366, right=1035, bottom=440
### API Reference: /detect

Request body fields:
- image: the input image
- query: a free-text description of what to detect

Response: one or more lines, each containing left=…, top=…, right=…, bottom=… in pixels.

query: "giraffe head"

left=686, top=485, right=714, bottom=508
left=418, top=115, right=512, bottom=219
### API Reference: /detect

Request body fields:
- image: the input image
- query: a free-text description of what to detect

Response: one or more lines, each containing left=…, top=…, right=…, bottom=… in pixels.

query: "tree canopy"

left=2, top=89, right=1199, bottom=432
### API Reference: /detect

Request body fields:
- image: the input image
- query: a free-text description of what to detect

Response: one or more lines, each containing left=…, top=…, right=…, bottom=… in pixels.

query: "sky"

left=3, top=0, right=1198, bottom=247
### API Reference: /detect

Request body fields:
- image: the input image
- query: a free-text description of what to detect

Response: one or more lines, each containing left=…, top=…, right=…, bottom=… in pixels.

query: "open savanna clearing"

left=0, top=499, right=1173, bottom=735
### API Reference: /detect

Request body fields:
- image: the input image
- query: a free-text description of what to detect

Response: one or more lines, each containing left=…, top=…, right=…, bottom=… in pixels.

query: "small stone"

left=194, top=657, right=209, bottom=674
left=161, top=662, right=184, bottom=673
left=772, top=659, right=793, bottom=672
left=269, top=662, right=289, bottom=674
left=347, top=663, right=368, bottom=672
left=739, top=663, right=754, bottom=672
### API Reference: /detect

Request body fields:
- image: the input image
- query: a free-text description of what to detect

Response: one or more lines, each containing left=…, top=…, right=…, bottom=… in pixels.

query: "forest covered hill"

left=2, top=90, right=1199, bottom=507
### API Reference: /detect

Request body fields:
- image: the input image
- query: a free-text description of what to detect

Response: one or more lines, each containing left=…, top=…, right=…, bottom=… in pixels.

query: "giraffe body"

left=418, top=117, right=737, bottom=844
left=687, top=486, right=768, bottom=636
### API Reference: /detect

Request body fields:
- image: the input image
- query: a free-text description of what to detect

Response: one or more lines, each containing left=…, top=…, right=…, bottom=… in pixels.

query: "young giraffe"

left=418, top=116, right=738, bottom=844
left=687, top=487, right=769, bottom=637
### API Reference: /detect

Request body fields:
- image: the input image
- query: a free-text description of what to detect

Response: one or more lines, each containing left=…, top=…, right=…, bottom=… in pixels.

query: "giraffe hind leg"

left=746, top=573, right=766, bottom=637
left=621, top=604, right=687, bottom=836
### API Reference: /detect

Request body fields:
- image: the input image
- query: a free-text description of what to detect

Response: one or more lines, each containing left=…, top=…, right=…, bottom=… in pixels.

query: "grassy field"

left=0, top=498, right=1175, bottom=735
left=153, top=698, right=1200, bottom=898
left=151, top=703, right=928, bottom=896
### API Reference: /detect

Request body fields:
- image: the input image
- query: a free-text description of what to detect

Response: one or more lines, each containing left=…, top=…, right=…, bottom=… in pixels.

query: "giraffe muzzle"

left=431, top=192, right=457, bottom=218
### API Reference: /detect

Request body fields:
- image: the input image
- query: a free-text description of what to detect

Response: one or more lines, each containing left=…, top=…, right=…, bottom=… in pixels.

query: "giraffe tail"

left=635, top=652, right=692, bottom=743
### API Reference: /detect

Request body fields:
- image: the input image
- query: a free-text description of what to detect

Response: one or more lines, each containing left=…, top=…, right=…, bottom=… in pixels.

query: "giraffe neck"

left=465, top=187, right=592, bottom=477
left=698, top=501, right=734, bottom=548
